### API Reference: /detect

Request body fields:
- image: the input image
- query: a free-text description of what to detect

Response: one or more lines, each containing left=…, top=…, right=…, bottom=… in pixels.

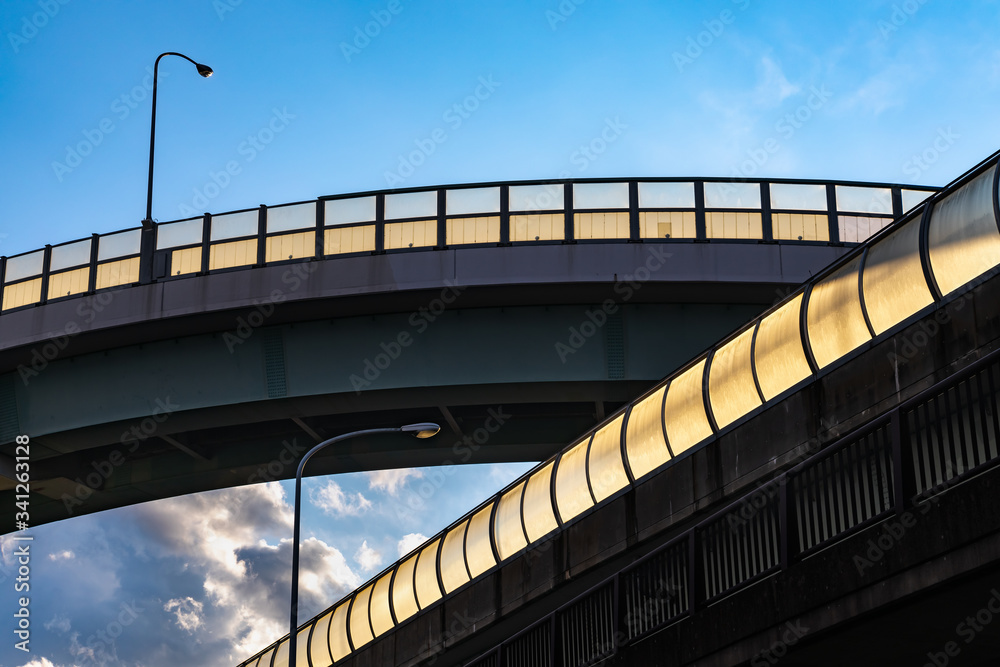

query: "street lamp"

left=143, top=52, right=213, bottom=229
left=288, top=422, right=441, bottom=666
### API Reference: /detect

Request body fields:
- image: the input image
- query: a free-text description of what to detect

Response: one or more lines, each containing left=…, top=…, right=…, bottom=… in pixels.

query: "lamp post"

left=288, top=422, right=441, bottom=666
left=143, top=52, right=213, bottom=229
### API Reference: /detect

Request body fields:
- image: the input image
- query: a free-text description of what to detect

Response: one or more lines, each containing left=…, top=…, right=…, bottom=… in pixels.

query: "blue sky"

left=2, top=1, right=1000, bottom=666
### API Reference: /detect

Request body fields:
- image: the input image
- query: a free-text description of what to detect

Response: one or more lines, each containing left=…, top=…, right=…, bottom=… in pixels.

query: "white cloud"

left=165, top=596, right=204, bottom=634
left=17, top=658, right=71, bottom=667
left=310, top=481, right=373, bottom=517
left=752, top=55, right=800, bottom=107
left=367, top=468, right=424, bottom=495
left=397, top=533, right=428, bottom=558
left=44, top=615, right=72, bottom=632
left=354, top=540, right=383, bottom=572
left=48, top=550, right=74, bottom=561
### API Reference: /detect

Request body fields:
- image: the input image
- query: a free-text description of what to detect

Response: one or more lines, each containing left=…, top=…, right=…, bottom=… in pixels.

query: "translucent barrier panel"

left=211, top=210, right=258, bottom=241
left=370, top=571, right=395, bottom=637
left=98, top=230, right=141, bottom=261
left=554, top=437, right=594, bottom=522
left=836, top=185, right=892, bottom=215
left=465, top=503, right=497, bottom=578
left=414, top=539, right=442, bottom=608
left=385, top=190, right=437, bottom=219
left=902, top=189, right=933, bottom=213
left=47, top=267, right=89, bottom=299
left=309, top=611, right=334, bottom=667
left=391, top=554, right=419, bottom=623
left=705, top=212, right=762, bottom=239
left=772, top=213, right=829, bottom=241
left=510, top=214, right=564, bottom=242
left=806, top=256, right=871, bottom=369
left=326, top=196, right=376, bottom=226
left=839, top=215, right=892, bottom=243
left=295, top=626, right=310, bottom=667
left=705, top=182, right=760, bottom=209
left=258, top=648, right=275, bottom=667
left=754, top=293, right=812, bottom=400
left=638, top=182, right=695, bottom=208
left=50, top=239, right=91, bottom=271
left=862, top=216, right=933, bottom=335
left=384, top=220, right=437, bottom=249
left=4, top=250, right=44, bottom=282
left=209, top=239, right=257, bottom=270
left=639, top=211, right=696, bottom=239
left=510, top=184, right=564, bottom=211
left=770, top=183, right=827, bottom=211
left=664, top=360, right=713, bottom=455
left=171, top=247, right=201, bottom=276
left=574, top=182, right=629, bottom=209
left=329, top=602, right=352, bottom=661
left=266, top=231, right=315, bottom=262
left=268, top=202, right=315, bottom=233
left=440, top=519, right=471, bottom=593
left=928, top=169, right=1000, bottom=296
left=522, top=462, right=557, bottom=542
left=2, top=278, right=42, bottom=311
left=325, top=226, right=376, bottom=255
left=156, top=218, right=202, bottom=249
left=446, top=216, right=500, bottom=245
left=349, top=585, right=374, bottom=649
left=447, top=186, right=500, bottom=215
left=708, top=326, right=761, bottom=429
left=624, top=384, right=670, bottom=480
left=494, top=481, right=527, bottom=561
left=588, top=414, right=628, bottom=501
left=272, top=638, right=289, bottom=667
left=96, top=257, right=139, bottom=289
left=575, top=212, right=630, bottom=239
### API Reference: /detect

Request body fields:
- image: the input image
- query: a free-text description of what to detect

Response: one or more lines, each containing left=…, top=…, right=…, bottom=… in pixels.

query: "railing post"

left=39, top=245, right=52, bottom=304
left=760, top=181, right=773, bottom=242
left=694, top=180, right=706, bottom=240
left=563, top=182, right=574, bottom=243
left=826, top=183, right=840, bottom=244
left=139, top=226, right=155, bottom=284
left=88, top=234, right=99, bottom=293
left=628, top=181, right=640, bottom=241
left=314, top=199, right=324, bottom=259
left=500, top=185, right=510, bottom=245
left=201, top=213, right=211, bottom=274
left=256, top=204, right=267, bottom=267
left=891, top=409, right=916, bottom=512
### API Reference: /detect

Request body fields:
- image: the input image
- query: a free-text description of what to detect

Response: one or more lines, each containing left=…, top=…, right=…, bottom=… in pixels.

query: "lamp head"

left=401, top=423, right=441, bottom=439
left=196, top=63, right=213, bottom=78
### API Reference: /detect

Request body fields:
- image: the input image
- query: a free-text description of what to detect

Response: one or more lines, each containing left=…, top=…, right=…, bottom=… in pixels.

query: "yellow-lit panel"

left=325, top=225, right=376, bottom=255
left=309, top=611, right=334, bottom=667
left=575, top=212, right=630, bottom=239
left=446, top=216, right=500, bottom=245
left=754, top=294, right=812, bottom=400
left=95, top=257, right=139, bottom=289
left=370, top=571, right=395, bottom=637
left=294, top=626, right=310, bottom=667
left=588, top=414, right=629, bottom=502
left=510, top=214, right=564, bottom=242
left=266, top=231, right=315, bottom=263
left=663, top=360, right=713, bottom=455
left=2, top=278, right=42, bottom=311
left=772, top=213, right=829, bottom=241
left=465, top=504, right=497, bottom=578
left=639, top=211, right=696, bottom=239
left=708, top=326, right=761, bottom=429
left=47, top=267, right=89, bottom=299
left=862, top=216, right=934, bottom=335
left=928, top=168, right=1000, bottom=296
left=839, top=215, right=893, bottom=243
left=414, top=539, right=442, bottom=608
left=625, top=385, right=670, bottom=480
left=390, top=554, right=419, bottom=624
left=522, top=462, right=558, bottom=542
left=806, top=256, right=871, bottom=368
left=272, top=638, right=289, bottom=667
left=440, top=520, right=471, bottom=593
left=348, top=585, right=374, bottom=649
left=329, top=602, right=352, bottom=661
left=209, top=239, right=257, bottom=270
left=385, top=219, right=437, bottom=249
left=706, top=211, right=763, bottom=239
left=494, top=481, right=527, bottom=561
left=554, top=438, right=594, bottom=523
left=258, top=648, right=276, bottom=667
left=170, top=247, right=201, bottom=276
